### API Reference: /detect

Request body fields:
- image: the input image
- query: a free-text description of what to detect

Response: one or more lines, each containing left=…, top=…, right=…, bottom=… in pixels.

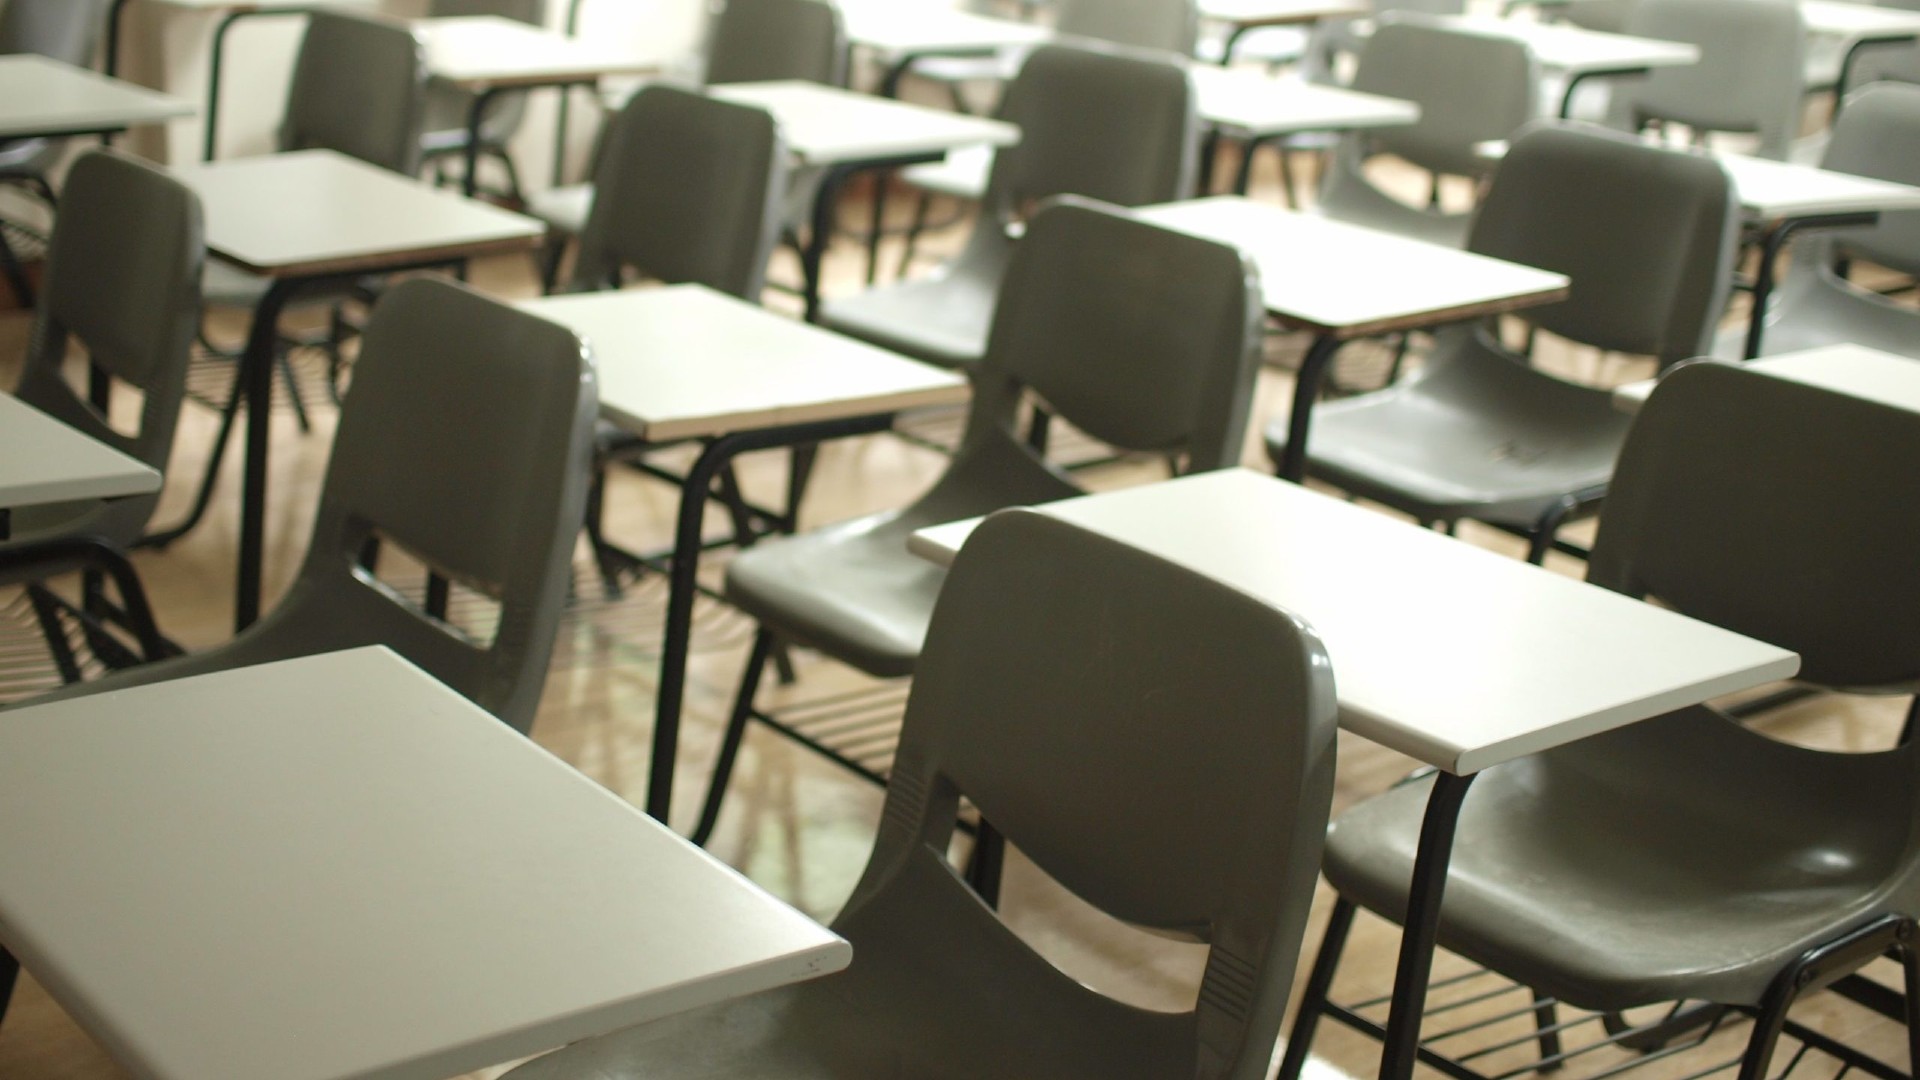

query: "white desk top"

left=1192, top=66, right=1419, bottom=138
left=910, top=470, right=1799, bottom=774
left=711, top=81, right=1020, bottom=167
left=1718, top=152, right=1920, bottom=220
left=141, top=0, right=377, bottom=9
left=0, top=55, right=193, bottom=141
left=171, top=149, right=544, bottom=277
left=1800, top=0, right=1920, bottom=39
left=1137, top=196, right=1568, bottom=338
left=839, top=1, right=1051, bottom=56
left=1202, top=0, right=1372, bottom=27
left=520, top=284, right=969, bottom=443
left=0, top=646, right=850, bottom=1080
left=0, top=394, right=161, bottom=512
left=1417, top=15, right=1700, bottom=74
left=418, top=15, right=661, bottom=89
left=1614, top=343, right=1920, bottom=413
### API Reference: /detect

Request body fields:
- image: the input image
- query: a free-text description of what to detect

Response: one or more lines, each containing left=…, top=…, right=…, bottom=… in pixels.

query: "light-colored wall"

left=108, top=0, right=711, bottom=188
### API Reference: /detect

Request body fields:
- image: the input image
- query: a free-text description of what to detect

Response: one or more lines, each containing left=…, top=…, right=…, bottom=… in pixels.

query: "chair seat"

left=526, top=182, right=594, bottom=236
left=900, top=144, right=992, bottom=201
left=1323, top=706, right=1911, bottom=1012
left=725, top=510, right=944, bottom=679
left=1313, top=180, right=1473, bottom=250
left=1712, top=259, right=1920, bottom=362
left=502, top=852, right=1194, bottom=1080
left=1268, top=344, right=1630, bottom=526
left=816, top=261, right=1000, bottom=371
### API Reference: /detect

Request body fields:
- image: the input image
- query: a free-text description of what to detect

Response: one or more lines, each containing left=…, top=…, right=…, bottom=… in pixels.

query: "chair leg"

left=1902, top=934, right=1920, bottom=1079
left=539, top=232, right=570, bottom=295
left=964, top=818, right=1006, bottom=908
left=897, top=192, right=933, bottom=281
left=582, top=464, right=626, bottom=600
left=1278, top=898, right=1358, bottom=1080
left=139, top=372, right=245, bottom=549
left=691, top=627, right=777, bottom=847
left=1026, top=405, right=1053, bottom=455
left=785, top=445, right=819, bottom=532
left=1526, top=496, right=1580, bottom=566
left=276, top=348, right=311, bottom=434
left=1530, top=991, right=1564, bottom=1071
left=0, top=945, right=17, bottom=1029
left=0, top=226, right=35, bottom=310
left=491, top=146, right=525, bottom=206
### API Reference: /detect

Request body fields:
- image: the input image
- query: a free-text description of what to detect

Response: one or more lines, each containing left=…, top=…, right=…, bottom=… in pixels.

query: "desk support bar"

left=647, top=411, right=898, bottom=826
left=1275, top=334, right=1343, bottom=482
left=1379, top=770, right=1478, bottom=1080
left=1743, top=211, right=1880, bottom=360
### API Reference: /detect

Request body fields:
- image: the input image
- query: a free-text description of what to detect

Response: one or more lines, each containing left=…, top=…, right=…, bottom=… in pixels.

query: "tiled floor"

left=0, top=138, right=1914, bottom=1080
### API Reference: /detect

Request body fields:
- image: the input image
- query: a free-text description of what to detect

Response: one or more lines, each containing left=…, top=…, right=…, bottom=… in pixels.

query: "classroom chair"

left=690, top=196, right=1262, bottom=844
left=821, top=43, right=1198, bottom=372
left=1604, top=0, right=1806, bottom=161
left=1312, top=18, right=1537, bottom=249
left=418, top=0, right=549, bottom=202
left=0, top=0, right=110, bottom=307
left=0, top=150, right=203, bottom=678
left=1723, top=83, right=1920, bottom=359
left=1280, top=360, right=1920, bottom=1080
left=505, top=507, right=1337, bottom=1080
left=1267, top=122, right=1739, bottom=563
left=30, top=278, right=598, bottom=736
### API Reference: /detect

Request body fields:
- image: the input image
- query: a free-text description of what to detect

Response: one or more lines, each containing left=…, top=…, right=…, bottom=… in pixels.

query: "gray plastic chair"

left=506, top=507, right=1337, bottom=1080
left=1314, top=18, right=1538, bottom=249
left=0, top=149, right=203, bottom=677
left=525, top=0, right=844, bottom=274
left=1603, top=0, right=1806, bottom=161
left=560, top=84, right=788, bottom=587
left=0, top=0, right=110, bottom=305
left=1268, top=122, right=1739, bottom=563
left=904, top=0, right=1198, bottom=99
left=819, top=43, right=1199, bottom=372
left=32, top=278, right=599, bottom=735
left=1283, top=361, right=1920, bottom=1080
left=694, top=196, right=1261, bottom=840
left=281, top=9, right=430, bottom=176
left=417, top=0, right=549, bottom=201
left=1720, top=83, right=1920, bottom=359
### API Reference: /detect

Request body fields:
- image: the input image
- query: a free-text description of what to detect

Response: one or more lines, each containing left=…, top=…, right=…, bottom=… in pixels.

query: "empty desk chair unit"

left=0, top=150, right=202, bottom=679
left=0, top=0, right=110, bottom=306
left=1731, top=83, right=1920, bottom=359
left=418, top=0, right=549, bottom=201
left=32, top=279, right=598, bottom=736
left=155, top=9, right=430, bottom=547
left=1280, top=361, right=1920, bottom=1080
left=691, top=197, right=1262, bottom=843
left=506, top=509, right=1337, bottom=1080
left=1268, top=123, right=1739, bottom=563
left=1604, top=0, right=1806, bottom=160
left=822, top=43, right=1199, bottom=372
left=526, top=0, right=846, bottom=267
left=1313, top=19, right=1537, bottom=249
left=558, top=84, right=790, bottom=587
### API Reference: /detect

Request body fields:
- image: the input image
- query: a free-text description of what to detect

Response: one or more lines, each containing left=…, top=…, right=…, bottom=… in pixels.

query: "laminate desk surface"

left=418, top=15, right=661, bottom=89
left=0, top=394, right=160, bottom=511
left=170, top=149, right=545, bottom=277
left=1191, top=66, right=1420, bottom=139
left=519, top=284, right=969, bottom=444
left=1137, top=196, right=1569, bottom=338
left=1798, top=0, right=1920, bottom=38
left=133, top=0, right=375, bottom=8
left=909, top=469, right=1800, bottom=775
left=0, top=647, right=851, bottom=1080
left=1614, top=343, right=1920, bottom=413
left=838, top=1, right=1051, bottom=56
left=710, top=80, right=1020, bottom=167
left=1718, top=152, right=1920, bottom=220
left=1202, top=0, right=1371, bottom=27
left=0, top=55, right=192, bottom=140
left=1418, top=14, right=1701, bottom=73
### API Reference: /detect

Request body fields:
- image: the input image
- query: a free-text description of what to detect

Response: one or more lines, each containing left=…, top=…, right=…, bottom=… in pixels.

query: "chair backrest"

left=1609, top=0, right=1806, bottom=160
left=281, top=10, right=428, bottom=174
left=0, top=0, right=105, bottom=65
left=1468, top=123, right=1738, bottom=364
left=1565, top=0, right=1638, bottom=31
left=1820, top=83, right=1920, bottom=276
left=429, top=0, right=547, bottom=20
left=962, top=197, right=1261, bottom=474
left=981, top=44, right=1198, bottom=220
left=1346, top=19, right=1537, bottom=178
left=277, top=278, right=598, bottom=732
left=842, top=509, right=1336, bottom=1079
left=1056, top=0, right=1200, bottom=55
left=705, top=0, right=848, bottom=86
left=1591, top=362, right=1920, bottom=692
left=13, top=150, right=203, bottom=542
left=570, top=84, right=787, bottom=297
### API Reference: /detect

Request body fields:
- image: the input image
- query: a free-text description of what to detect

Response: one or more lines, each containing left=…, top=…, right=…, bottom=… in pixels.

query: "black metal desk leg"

left=0, top=945, right=17, bottom=1028
left=1378, top=770, right=1476, bottom=1080
left=235, top=278, right=298, bottom=633
left=203, top=10, right=249, bottom=161
left=1742, top=212, right=1879, bottom=360
left=105, top=0, right=135, bottom=78
left=463, top=88, right=504, bottom=199
left=802, top=164, right=859, bottom=323
left=1276, top=334, right=1342, bottom=483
